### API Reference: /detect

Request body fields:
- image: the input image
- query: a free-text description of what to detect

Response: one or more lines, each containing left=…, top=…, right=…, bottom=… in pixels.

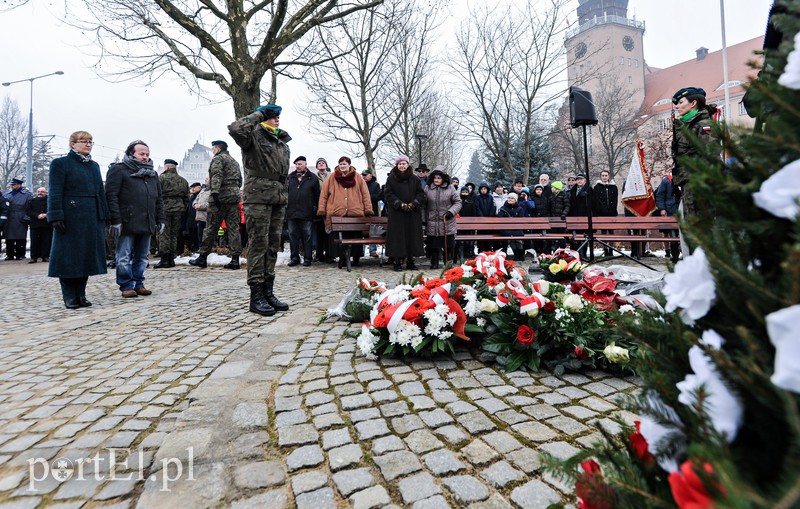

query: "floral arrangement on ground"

left=344, top=250, right=651, bottom=374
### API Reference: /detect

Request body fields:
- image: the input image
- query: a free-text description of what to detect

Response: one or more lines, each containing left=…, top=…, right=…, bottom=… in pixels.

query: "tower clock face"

left=575, top=42, right=587, bottom=59
left=623, top=35, right=634, bottom=52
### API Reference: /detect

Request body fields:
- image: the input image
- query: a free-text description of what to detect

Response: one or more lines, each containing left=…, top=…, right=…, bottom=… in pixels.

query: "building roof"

left=642, top=36, right=763, bottom=116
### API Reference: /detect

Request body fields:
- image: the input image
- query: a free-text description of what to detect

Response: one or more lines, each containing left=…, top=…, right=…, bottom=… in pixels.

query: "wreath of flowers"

left=538, top=248, right=584, bottom=282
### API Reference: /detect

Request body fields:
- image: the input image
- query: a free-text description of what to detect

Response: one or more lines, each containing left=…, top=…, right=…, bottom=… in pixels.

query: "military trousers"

left=244, top=202, right=285, bottom=286
left=158, top=210, right=184, bottom=255
left=200, top=201, right=241, bottom=256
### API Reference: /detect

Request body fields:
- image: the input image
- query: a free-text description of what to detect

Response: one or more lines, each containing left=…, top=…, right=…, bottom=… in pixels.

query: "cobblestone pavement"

left=0, top=253, right=659, bottom=508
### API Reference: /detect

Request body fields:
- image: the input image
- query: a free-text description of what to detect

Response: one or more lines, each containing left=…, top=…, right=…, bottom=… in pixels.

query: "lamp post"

left=414, top=134, right=428, bottom=167
left=2, top=71, right=65, bottom=187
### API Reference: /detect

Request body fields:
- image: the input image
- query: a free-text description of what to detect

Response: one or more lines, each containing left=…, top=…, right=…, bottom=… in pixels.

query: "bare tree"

left=548, top=101, right=586, bottom=177
left=591, top=75, right=638, bottom=180
left=68, top=0, right=382, bottom=116
left=303, top=0, right=438, bottom=174
left=450, top=0, right=571, bottom=185
left=0, top=97, right=28, bottom=186
left=0, top=0, right=28, bottom=12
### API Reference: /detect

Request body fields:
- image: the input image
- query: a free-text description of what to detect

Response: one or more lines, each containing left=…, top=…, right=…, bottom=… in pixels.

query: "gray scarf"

left=122, top=154, right=156, bottom=178
left=71, top=149, right=92, bottom=163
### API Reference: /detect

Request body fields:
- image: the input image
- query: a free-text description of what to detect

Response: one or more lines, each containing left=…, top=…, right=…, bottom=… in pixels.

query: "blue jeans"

left=288, top=219, right=313, bottom=263
left=116, top=234, right=151, bottom=291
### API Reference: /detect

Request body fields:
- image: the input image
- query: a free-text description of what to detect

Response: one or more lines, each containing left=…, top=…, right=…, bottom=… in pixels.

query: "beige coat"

left=317, top=170, right=373, bottom=231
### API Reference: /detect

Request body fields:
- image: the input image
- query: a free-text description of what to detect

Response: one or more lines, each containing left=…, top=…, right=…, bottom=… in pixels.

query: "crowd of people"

left=1, top=85, right=713, bottom=312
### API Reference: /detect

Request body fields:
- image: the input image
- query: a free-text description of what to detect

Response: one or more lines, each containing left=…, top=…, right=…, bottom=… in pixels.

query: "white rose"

left=603, top=342, right=630, bottom=363
left=479, top=299, right=499, bottom=313
left=562, top=294, right=585, bottom=313
left=526, top=308, right=539, bottom=318
left=753, top=158, right=800, bottom=221
left=767, top=304, right=800, bottom=394
left=663, top=247, right=716, bottom=326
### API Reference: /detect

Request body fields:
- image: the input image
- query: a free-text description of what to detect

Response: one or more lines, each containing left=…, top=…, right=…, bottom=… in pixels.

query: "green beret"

left=672, top=87, right=706, bottom=104
left=164, top=159, right=178, bottom=166
left=211, top=140, right=228, bottom=149
left=256, top=104, right=282, bottom=119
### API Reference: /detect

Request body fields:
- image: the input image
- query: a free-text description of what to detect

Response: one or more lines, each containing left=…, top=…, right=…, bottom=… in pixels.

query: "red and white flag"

left=621, top=140, right=656, bottom=217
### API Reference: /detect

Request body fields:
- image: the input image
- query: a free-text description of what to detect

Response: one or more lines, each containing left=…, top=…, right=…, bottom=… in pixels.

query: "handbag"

left=368, top=223, right=386, bottom=238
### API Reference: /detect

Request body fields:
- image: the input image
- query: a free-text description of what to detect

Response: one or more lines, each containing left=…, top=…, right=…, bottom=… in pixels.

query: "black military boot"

left=430, top=252, right=439, bottom=270
left=263, top=279, right=289, bottom=311
left=153, top=253, right=172, bottom=269
left=168, top=253, right=177, bottom=267
left=249, top=284, right=276, bottom=316
left=189, top=254, right=208, bottom=268
left=224, top=255, right=240, bottom=270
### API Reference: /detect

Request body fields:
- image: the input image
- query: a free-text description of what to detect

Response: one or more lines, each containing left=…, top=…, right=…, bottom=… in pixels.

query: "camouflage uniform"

left=672, top=109, right=715, bottom=217
left=158, top=168, right=189, bottom=255
left=199, top=150, right=243, bottom=256
left=228, top=111, right=291, bottom=286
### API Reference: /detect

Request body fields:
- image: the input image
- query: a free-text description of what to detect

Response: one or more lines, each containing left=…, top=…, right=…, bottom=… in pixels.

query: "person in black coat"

left=286, top=156, right=321, bottom=266
left=383, top=155, right=426, bottom=271
left=25, top=187, right=53, bottom=263
left=497, top=193, right=525, bottom=261
left=185, top=182, right=204, bottom=252
left=568, top=175, right=591, bottom=259
left=548, top=181, right=570, bottom=250
left=592, top=170, right=619, bottom=256
left=655, top=173, right=680, bottom=263
left=47, top=131, right=109, bottom=309
left=456, top=186, right=475, bottom=261
left=106, top=140, right=165, bottom=298
left=473, top=181, right=496, bottom=253
left=2, top=177, right=32, bottom=259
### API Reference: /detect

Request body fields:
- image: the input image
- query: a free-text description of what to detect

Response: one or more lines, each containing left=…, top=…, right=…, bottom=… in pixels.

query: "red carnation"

left=575, top=460, right=615, bottom=509
left=444, top=267, right=464, bottom=282
left=543, top=301, right=556, bottom=312
left=669, top=460, right=724, bottom=509
left=574, top=346, right=589, bottom=360
left=628, top=421, right=654, bottom=466
left=516, top=325, right=535, bottom=345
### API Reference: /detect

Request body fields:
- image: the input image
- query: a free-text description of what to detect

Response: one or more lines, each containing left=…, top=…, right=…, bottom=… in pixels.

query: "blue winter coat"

left=2, top=187, right=32, bottom=240
left=654, top=176, right=679, bottom=215
left=47, top=151, right=109, bottom=278
left=497, top=202, right=524, bottom=236
left=474, top=192, right=496, bottom=217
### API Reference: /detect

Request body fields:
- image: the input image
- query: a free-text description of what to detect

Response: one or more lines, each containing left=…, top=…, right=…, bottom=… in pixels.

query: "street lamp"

left=414, top=134, right=428, bottom=167
left=2, top=71, right=65, bottom=188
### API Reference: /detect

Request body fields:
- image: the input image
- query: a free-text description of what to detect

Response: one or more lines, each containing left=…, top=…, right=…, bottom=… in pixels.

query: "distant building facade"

left=178, top=141, right=214, bottom=183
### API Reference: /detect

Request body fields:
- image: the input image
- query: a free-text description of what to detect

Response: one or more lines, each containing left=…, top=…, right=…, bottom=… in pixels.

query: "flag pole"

left=720, top=0, right=732, bottom=118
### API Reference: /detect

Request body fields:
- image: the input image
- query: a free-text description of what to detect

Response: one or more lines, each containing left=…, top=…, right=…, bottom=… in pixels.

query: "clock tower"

left=565, top=0, right=646, bottom=108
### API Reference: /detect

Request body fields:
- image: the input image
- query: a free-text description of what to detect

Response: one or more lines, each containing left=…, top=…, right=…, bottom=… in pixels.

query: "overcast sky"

left=0, top=0, right=772, bottom=181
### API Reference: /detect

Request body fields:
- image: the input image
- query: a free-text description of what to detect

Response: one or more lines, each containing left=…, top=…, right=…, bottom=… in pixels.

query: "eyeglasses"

left=75, top=140, right=94, bottom=145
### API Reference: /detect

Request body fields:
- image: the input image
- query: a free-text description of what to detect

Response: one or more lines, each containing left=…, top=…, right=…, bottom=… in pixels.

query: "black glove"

left=211, top=193, right=221, bottom=209
left=560, top=215, right=566, bottom=221
left=672, top=185, right=683, bottom=202
left=52, top=221, right=66, bottom=234
left=444, top=211, right=454, bottom=221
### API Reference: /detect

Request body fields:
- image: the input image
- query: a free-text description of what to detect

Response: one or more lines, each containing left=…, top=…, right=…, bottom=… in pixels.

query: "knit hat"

left=460, top=186, right=470, bottom=194
left=478, top=181, right=490, bottom=191
left=533, top=184, right=544, bottom=191
left=520, top=187, right=530, bottom=194
left=551, top=181, right=564, bottom=191
left=507, top=193, right=518, bottom=201
left=316, top=157, right=328, bottom=167
left=395, top=155, right=410, bottom=165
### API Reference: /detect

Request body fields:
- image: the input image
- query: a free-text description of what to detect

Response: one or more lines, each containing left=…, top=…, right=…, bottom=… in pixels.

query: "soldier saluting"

left=228, top=103, right=291, bottom=316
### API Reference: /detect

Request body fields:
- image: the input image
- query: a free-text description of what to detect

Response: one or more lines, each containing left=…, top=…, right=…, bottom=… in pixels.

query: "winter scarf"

left=71, top=149, right=92, bottom=163
left=260, top=122, right=281, bottom=136
left=122, top=154, right=156, bottom=178
left=679, top=109, right=700, bottom=123
left=334, top=169, right=356, bottom=188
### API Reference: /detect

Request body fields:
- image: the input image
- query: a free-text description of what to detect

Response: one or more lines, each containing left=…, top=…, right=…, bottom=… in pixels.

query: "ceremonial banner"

left=621, top=140, right=657, bottom=217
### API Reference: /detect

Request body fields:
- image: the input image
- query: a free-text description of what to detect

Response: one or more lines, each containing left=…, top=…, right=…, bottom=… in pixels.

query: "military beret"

left=164, top=159, right=178, bottom=166
left=256, top=104, right=282, bottom=119
left=10, top=177, right=24, bottom=185
left=190, top=182, right=202, bottom=188
left=293, top=156, right=307, bottom=164
left=211, top=140, right=228, bottom=149
left=672, top=87, right=706, bottom=104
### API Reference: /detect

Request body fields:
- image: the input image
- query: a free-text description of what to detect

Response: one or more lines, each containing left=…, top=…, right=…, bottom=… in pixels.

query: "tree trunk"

left=231, top=81, right=263, bottom=119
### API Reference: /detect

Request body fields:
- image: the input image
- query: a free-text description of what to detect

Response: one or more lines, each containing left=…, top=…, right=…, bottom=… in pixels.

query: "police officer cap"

left=257, top=104, right=282, bottom=119
left=672, top=87, right=706, bottom=104
left=211, top=140, right=228, bottom=149
left=164, top=159, right=179, bottom=166
left=190, top=182, right=202, bottom=188
left=10, top=177, right=24, bottom=185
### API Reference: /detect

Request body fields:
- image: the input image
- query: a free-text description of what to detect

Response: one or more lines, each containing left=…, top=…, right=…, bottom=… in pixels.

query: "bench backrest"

left=455, top=217, right=566, bottom=232
left=566, top=216, right=678, bottom=231
left=330, top=215, right=388, bottom=233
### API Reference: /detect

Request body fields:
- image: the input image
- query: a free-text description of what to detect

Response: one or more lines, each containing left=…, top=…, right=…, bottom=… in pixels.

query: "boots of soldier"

left=224, top=255, right=240, bottom=270
left=154, top=253, right=172, bottom=269
left=249, top=284, right=276, bottom=316
left=189, top=254, right=208, bottom=268
left=430, top=252, right=439, bottom=270
left=263, top=279, right=289, bottom=311
left=168, top=253, right=177, bottom=267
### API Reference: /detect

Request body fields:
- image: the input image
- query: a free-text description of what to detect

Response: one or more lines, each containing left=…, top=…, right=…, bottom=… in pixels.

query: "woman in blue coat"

left=47, top=131, right=109, bottom=309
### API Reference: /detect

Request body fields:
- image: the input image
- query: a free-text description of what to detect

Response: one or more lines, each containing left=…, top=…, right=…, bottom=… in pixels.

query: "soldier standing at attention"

left=189, top=140, right=243, bottom=269
left=154, top=158, right=189, bottom=268
left=228, top=103, right=291, bottom=316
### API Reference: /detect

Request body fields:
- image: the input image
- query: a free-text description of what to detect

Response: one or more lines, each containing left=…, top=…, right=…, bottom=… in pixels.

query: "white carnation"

left=663, top=247, right=716, bottom=326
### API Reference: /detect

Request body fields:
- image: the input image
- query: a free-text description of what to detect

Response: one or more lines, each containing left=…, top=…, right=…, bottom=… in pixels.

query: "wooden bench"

left=330, top=216, right=388, bottom=272
left=565, top=216, right=679, bottom=244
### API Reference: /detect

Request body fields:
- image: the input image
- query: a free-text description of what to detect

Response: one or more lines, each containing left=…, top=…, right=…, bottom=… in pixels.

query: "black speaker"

left=569, top=86, right=598, bottom=127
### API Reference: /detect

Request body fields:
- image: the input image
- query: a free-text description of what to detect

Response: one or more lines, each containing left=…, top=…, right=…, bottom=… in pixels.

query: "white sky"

left=0, top=0, right=772, bottom=181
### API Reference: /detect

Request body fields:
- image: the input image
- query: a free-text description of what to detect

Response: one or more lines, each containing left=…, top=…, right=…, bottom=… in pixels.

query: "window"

left=620, top=57, right=624, bottom=65
left=628, top=58, right=631, bottom=66
left=634, top=59, right=638, bottom=68
left=658, top=119, right=669, bottom=131
left=716, top=80, right=745, bottom=90
left=628, top=76, right=632, bottom=84
left=653, top=98, right=671, bottom=107
left=738, top=101, right=747, bottom=116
